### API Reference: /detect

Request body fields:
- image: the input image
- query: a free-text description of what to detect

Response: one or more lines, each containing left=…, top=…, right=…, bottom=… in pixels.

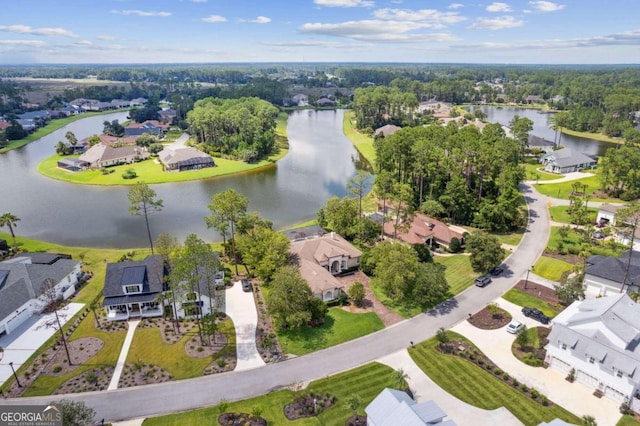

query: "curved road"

left=0, top=182, right=552, bottom=421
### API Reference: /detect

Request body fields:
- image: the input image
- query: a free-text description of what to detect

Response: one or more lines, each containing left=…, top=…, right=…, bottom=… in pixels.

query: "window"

left=589, top=357, right=595, bottom=364
left=561, top=343, right=567, bottom=350
left=124, top=285, right=140, bottom=294
left=617, top=370, right=624, bottom=378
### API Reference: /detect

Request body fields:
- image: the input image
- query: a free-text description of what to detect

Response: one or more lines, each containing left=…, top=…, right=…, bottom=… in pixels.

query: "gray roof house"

left=374, top=124, right=401, bottom=138
left=365, top=388, right=456, bottom=426
left=102, top=255, right=166, bottom=321
left=545, top=294, right=640, bottom=403
left=0, top=253, right=81, bottom=335
left=539, top=148, right=597, bottom=174
left=583, top=251, right=640, bottom=297
left=158, top=146, right=214, bottom=172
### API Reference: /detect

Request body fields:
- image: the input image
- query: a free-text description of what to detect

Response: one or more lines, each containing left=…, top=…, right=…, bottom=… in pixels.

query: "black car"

left=521, top=306, right=550, bottom=324
left=488, top=266, right=504, bottom=276
left=475, top=275, right=492, bottom=287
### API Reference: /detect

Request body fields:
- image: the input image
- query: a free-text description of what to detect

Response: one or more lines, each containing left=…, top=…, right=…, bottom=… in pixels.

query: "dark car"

left=475, top=275, right=492, bottom=287
left=241, top=279, right=252, bottom=292
left=521, top=306, right=550, bottom=324
left=488, top=265, right=504, bottom=276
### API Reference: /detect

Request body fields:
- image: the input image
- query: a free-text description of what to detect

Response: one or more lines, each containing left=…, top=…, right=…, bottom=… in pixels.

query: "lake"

left=1, top=109, right=363, bottom=248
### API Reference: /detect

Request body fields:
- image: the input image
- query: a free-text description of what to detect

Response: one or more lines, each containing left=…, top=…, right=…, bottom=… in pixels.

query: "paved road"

left=0, top=183, right=552, bottom=421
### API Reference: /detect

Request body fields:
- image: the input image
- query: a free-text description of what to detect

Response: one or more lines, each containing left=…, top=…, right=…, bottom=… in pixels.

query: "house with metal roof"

left=365, top=388, right=456, bottom=426
left=545, top=294, right=640, bottom=404
left=102, top=255, right=166, bottom=321
left=158, top=146, right=214, bottom=172
left=0, top=253, right=81, bottom=336
left=539, top=148, right=597, bottom=174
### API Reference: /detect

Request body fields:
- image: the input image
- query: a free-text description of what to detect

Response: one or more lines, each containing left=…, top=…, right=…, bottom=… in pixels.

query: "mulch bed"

left=345, top=415, right=367, bottom=426
left=252, top=281, right=284, bottom=363
left=283, top=392, right=337, bottom=420
left=203, top=351, right=236, bottom=375
left=55, top=366, right=114, bottom=394
left=218, top=412, right=267, bottom=426
left=512, top=327, right=550, bottom=366
left=139, top=317, right=198, bottom=345
left=541, top=251, right=582, bottom=266
left=118, top=363, right=173, bottom=388
left=46, top=337, right=104, bottom=376
left=184, top=332, right=228, bottom=358
left=467, top=306, right=512, bottom=330
left=513, top=280, right=564, bottom=311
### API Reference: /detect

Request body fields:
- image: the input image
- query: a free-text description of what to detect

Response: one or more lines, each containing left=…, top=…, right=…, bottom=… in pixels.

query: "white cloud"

left=96, top=35, right=115, bottom=41
left=470, top=15, right=524, bottom=30
left=0, top=39, right=45, bottom=46
left=486, top=2, right=512, bottom=12
left=76, top=40, right=93, bottom=46
left=110, top=10, right=171, bottom=17
left=300, top=20, right=457, bottom=42
left=372, top=9, right=466, bottom=27
left=448, top=3, right=464, bottom=9
left=0, top=25, right=75, bottom=38
left=250, top=16, right=271, bottom=24
left=529, top=1, right=565, bottom=12
left=313, top=0, right=374, bottom=7
left=202, top=15, right=227, bottom=23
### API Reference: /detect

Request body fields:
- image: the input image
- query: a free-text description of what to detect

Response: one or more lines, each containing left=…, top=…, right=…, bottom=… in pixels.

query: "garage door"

left=6, top=307, right=32, bottom=334
left=576, top=370, right=599, bottom=388
left=604, top=386, right=627, bottom=403
left=550, top=357, right=571, bottom=373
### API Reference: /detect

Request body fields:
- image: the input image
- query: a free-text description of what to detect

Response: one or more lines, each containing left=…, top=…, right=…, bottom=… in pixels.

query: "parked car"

left=475, top=275, right=492, bottom=287
left=506, top=320, right=524, bottom=334
left=241, top=279, right=252, bottom=292
left=592, top=231, right=605, bottom=239
left=521, top=306, right=550, bottom=324
left=488, top=265, right=504, bottom=276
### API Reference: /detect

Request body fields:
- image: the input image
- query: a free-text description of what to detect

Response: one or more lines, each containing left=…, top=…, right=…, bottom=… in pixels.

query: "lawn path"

left=108, top=320, right=140, bottom=390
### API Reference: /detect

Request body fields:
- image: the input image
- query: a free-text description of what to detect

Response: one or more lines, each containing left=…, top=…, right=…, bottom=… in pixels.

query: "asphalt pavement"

left=0, top=182, right=555, bottom=422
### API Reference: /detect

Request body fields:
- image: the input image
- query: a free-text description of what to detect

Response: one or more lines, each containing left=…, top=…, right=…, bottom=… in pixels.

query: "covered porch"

left=104, top=294, right=163, bottom=321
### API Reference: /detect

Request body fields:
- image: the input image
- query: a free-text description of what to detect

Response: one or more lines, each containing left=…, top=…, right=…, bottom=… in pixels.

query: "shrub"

left=52, top=365, right=62, bottom=373
left=512, top=378, right=519, bottom=387
left=347, top=282, right=366, bottom=307
left=122, top=168, right=137, bottom=179
left=520, top=384, right=528, bottom=392
left=502, top=372, right=510, bottom=381
left=531, top=388, right=539, bottom=399
left=197, top=347, right=204, bottom=352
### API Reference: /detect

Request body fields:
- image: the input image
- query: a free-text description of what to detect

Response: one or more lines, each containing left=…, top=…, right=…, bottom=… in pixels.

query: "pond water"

left=1, top=109, right=363, bottom=248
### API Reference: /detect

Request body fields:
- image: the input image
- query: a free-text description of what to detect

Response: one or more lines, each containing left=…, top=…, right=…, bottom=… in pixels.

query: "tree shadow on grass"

left=279, top=314, right=335, bottom=353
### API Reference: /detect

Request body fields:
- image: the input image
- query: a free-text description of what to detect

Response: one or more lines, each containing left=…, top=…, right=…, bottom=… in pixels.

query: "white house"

left=545, top=294, right=640, bottom=404
left=596, top=204, right=622, bottom=228
left=583, top=250, right=640, bottom=298
left=0, top=253, right=81, bottom=336
left=594, top=204, right=640, bottom=251
left=173, top=269, right=225, bottom=319
left=365, top=388, right=456, bottom=426
left=289, top=232, right=361, bottom=302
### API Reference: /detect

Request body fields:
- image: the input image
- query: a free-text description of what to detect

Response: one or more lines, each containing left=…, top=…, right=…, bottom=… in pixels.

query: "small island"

left=37, top=98, right=289, bottom=186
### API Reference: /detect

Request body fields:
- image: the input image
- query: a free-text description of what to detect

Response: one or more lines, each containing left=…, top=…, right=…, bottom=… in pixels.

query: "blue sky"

left=0, top=0, right=638, bottom=64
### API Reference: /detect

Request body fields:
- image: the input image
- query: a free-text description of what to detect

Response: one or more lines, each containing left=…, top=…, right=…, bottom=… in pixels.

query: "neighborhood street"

left=0, top=182, right=554, bottom=421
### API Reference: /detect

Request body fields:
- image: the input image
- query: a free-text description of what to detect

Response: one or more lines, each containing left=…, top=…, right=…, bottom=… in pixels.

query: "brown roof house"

left=383, top=212, right=466, bottom=249
left=374, top=124, right=401, bottom=138
left=124, top=120, right=169, bottom=136
left=289, top=232, right=362, bottom=302
left=79, top=143, right=150, bottom=168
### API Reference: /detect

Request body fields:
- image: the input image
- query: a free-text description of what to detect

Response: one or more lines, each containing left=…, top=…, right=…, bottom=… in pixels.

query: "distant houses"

left=124, top=120, right=169, bottom=136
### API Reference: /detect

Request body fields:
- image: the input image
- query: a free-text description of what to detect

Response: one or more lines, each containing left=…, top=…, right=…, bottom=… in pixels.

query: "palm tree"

left=344, top=394, right=363, bottom=423
left=0, top=212, right=20, bottom=251
left=391, top=368, right=410, bottom=391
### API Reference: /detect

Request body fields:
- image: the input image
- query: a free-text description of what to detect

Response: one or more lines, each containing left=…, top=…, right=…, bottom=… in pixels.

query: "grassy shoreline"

left=560, top=127, right=623, bottom=144
left=36, top=113, right=290, bottom=186
left=341, top=109, right=377, bottom=169
left=0, top=110, right=129, bottom=153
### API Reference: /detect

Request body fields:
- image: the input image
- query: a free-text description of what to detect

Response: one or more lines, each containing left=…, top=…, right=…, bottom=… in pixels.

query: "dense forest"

left=186, top=97, right=280, bottom=162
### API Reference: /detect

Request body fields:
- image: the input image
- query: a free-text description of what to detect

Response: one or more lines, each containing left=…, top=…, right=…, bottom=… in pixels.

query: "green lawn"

left=492, top=229, right=526, bottom=247
left=36, top=113, right=289, bottom=186
left=522, top=163, right=562, bottom=182
left=342, top=110, right=376, bottom=169
left=23, top=314, right=127, bottom=396
left=143, top=362, right=403, bottom=426
left=534, top=175, right=618, bottom=202
left=277, top=308, right=384, bottom=356
left=435, top=254, right=477, bottom=296
left=561, top=127, right=623, bottom=144
left=511, top=327, right=546, bottom=367
left=502, top=288, right=559, bottom=318
left=533, top=256, right=573, bottom=282
left=548, top=206, right=597, bottom=224
left=0, top=110, right=128, bottom=153
left=125, top=319, right=236, bottom=380
left=369, top=280, right=422, bottom=318
left=409, top=332, right=581, bottom=426
left=617, top=415, right=640, bottom=426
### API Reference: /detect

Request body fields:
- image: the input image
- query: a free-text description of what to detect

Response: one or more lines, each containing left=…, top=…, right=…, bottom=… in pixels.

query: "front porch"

left=106, top=302, right=162, bottom=321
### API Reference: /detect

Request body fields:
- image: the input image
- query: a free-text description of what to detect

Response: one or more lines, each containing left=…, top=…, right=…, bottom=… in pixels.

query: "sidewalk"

left=377, top=350, right=522, bottom=426
left=452, top=299, right=621, bottom=426
left=108, top=320, right=140, bottom=391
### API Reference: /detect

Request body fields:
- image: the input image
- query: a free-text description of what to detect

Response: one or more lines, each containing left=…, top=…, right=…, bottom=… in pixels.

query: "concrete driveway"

left=224, top=281, right=265, bottom=371
left=0, top=303, right=84, bottom=387
left=452, top=298, right=620, bottom=426
left=377, top=350, right=522, bottom=426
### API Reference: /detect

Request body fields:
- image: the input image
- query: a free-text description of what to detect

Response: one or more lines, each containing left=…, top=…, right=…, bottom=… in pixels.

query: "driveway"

left=377, top=350, right=522, bottom=426
left=224, top=281, right=265, bottom=371
left=452, top=298, right=620, bottom=426
left=0, top=303, right=84, bottom=387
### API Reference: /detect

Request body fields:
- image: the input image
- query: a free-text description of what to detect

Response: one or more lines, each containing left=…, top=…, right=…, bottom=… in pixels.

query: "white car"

left=506, top=320, right=524, bottom=334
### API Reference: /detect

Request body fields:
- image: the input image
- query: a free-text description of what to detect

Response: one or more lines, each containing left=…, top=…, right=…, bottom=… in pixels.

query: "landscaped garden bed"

left=467, top=304, right=511, bottom=330
left=217, top=412, right=267, bottom=426
left=283, top=392, right=337, bottom=420
left=55, top=366, right=113, bottom=393
left=118, top=362, right=173, bottom=388
left=46, top=337, right=104, bottom=376
left=511, top=326, right=550, bottom=367
left=252, top=283, right=284, bottom=363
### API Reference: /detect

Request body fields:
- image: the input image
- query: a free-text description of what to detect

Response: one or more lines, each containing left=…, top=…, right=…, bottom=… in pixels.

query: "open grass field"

left=561, top=128, right=623, bottom=144
left=502, top=288, right=559, bottom=318
left=277, top=308, right=384, bottom=356
left=535, top=175, right=618, bottom=202
left=533, top=256, right=573, bottom=282
left=548, top=206, right=597, bottom=224
left=409, top=332, right=582, bottom=426
left=36, top=113, right=289, bottom=185
left=143, top=362, right=402, bottom=426
left=125, top=319, right=236, bottom=380
left=0, top=110, right=128, bottom=153
left=435, top=254, right=477, bottom=296
left=522, top=163, right=562, bottom=182
left=342, top=110, right=376, bottom=169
